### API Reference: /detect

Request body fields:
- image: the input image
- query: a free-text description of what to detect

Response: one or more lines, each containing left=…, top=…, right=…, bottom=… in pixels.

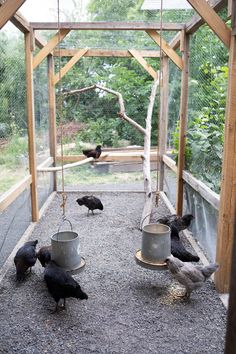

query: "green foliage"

left=173, top=63, right=227, bottom=193
left=0, top=132, right=28, bottom=168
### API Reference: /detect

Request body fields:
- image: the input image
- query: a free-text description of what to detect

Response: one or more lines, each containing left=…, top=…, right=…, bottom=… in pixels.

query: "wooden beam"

left=56, top=151, right=159, bottom=164
left=0, top=0, right=26, bottom=29
left=169, top=0, right=227, bottom=50
left=146, top=29, right=183, bottom=70
left=215, top=6, right=236, bottom=293
left=25, top=32, right=39, bottom=222
left=53, top=48, right=88, bottom=85
left=53, top=48, right=161, bottom=58
left=30, top=21, right=185, bottom=31
left=128, top=49, right=158, bottom=80
left=33, top=29, right=70, bottom=69
left=0, top=1, right=44, bottom=48
left=224, top=221, right=236, bottom=353
left=162, top=154, right=178, bottom=173
left=0, top=175, right=32, bottom=212
left=47, top=55, right=57, bottom=191
left=176, top=32, right=190, bottom=215
left=158, top=57, right=169, bottom=190
left=186, top=0, right=231, bottom=48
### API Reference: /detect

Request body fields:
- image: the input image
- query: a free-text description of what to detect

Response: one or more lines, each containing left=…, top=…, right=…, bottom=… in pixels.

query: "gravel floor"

left=0, top=192, right=226, bottom=354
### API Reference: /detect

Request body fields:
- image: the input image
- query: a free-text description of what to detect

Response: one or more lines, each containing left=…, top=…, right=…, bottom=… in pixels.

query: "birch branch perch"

left=64, top=84, right=146, bottom=135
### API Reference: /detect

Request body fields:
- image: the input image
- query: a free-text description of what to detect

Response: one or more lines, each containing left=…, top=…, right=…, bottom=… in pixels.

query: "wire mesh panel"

left=34, top=59, right=50, bottom=165
left=163, top=165, right=177, bottom=209
left=186, top=23, right=228, bottom=194
left=0, top=31, right=29, bottom=197
left=0, top=188, right=32, bottom=268
left=167, top=59, right=182, bottom=148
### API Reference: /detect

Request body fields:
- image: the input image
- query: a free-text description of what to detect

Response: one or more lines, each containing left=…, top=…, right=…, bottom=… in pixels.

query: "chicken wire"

left=34, top=58, right=54, bottom=207
left=0, top=188, right=32, bottom=268
left=0, top=31, right=29, bottom=197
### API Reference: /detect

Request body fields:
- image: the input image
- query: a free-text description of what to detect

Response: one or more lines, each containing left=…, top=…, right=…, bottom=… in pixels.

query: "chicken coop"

left=0, top=0, right=236, bottom=352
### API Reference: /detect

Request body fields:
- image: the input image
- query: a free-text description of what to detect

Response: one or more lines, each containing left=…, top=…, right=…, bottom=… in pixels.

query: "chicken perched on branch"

left=157, top=214, right=194, bottom=232
left=37, top=245, right=52, bottom=267
left=76, top=195, right=103, bottom=215
left=82, top=145, right=102, bottom=159
left=44, top=261, right=88, bottom=313
left=166, top=255, right=219, bottom=299
left=14, top=240, right=38, bottom=281
left=171, top=226, right=199, bottom=262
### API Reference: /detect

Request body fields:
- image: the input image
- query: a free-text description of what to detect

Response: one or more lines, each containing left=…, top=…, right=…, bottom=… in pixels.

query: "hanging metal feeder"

left=51, top=218, right=85, bottom=272
left=135, top=223, right=171, bottom=270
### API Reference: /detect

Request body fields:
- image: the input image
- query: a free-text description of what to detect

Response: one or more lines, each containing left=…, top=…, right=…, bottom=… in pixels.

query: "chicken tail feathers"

left=201, top=263, right=219, bottom=279
left=171, top=246, right=200, bottom=262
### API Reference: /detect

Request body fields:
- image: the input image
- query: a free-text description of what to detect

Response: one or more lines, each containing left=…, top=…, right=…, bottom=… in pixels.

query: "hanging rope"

left=155, top=0, right=164, bottom=207
left=57, top=0, right=67, bottom=216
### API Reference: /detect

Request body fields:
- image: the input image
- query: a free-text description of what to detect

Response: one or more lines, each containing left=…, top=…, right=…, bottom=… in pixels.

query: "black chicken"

left=37, top=245, right=52, bottom=267
left=14, top=240, right=38, bottom=280
left=76, top=195, right=104, bottom=215
left=44, top=261, right=88, bottom=312
left=157, top=214, right=194, bottom=232
left=171, top=226, right=199, bottom=262
left=82, top=145, right=102, bottom=159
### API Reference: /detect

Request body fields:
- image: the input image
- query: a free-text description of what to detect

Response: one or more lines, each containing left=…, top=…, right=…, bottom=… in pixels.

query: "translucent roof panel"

left=141, top=0, right=193, bottom=10
left=18, top=0, right=194, bottom=23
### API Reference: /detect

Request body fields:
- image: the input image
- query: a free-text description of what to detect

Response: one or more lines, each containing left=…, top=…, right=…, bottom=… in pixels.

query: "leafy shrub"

left=172, top=63, right=227, bottom=193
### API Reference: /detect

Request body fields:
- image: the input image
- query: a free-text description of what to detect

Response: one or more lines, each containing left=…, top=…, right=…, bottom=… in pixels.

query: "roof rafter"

left=0, top=0, right=26, bottom=29
left=186, top=0, right=231, bottom=47
left=169, top=0, right=227, bottom=50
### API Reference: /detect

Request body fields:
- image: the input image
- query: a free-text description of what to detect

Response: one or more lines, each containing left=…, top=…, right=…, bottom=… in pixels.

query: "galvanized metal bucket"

left=141, top=223, right=171, bottom=263
left=51, top=219, right=81, bottom=271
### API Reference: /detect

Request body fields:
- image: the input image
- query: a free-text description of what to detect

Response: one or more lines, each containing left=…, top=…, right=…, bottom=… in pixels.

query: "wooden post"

left=158, top=56, right=169, bottom=191
left=47, top=54, right=57, bottom=191
left=25, top=32, right=39, bottom=221
left=215, top=3, right=236, bottom=293
left=176, top=32, right=190, bottom=215
left=224, top=219, right=236, bottom=353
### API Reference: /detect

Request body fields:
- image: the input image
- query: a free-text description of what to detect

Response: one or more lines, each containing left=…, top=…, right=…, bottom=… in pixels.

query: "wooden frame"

left=0, top=175, right=32, bottom=212
left=128, top=49, right=158, bottom=79
left=186, top=0, right=231, bottom=48
left=215, top=10, right=236, bottom=292
left=158, top=57, right=169, bottom=191
left=1, top=0, right=236, bottom=298
left=53, top=48, right=88, bottom=84
left=146, top=29, right=183, bottom=70
left=53, top=49, right=161, bottom=58
left=30, top=21, right=185, bottom=31
left=33, top=29, right=70, bottom=69
left=169, top=0, right=227, bottom=50
left=25, top=32, right=39, bottom=222
left=176, top=32, right=190, bottom=215
left=47, top=55, right=57, bottom=190
left=0, top=0, right=26, bottom=29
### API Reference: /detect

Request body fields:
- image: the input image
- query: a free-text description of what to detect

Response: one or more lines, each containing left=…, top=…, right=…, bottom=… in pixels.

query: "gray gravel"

left=0, top=192, right=226, bottom=354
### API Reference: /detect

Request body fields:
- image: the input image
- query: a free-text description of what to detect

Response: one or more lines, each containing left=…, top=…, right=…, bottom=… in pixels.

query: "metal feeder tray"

left=135, top=249, right=168, bottom=271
